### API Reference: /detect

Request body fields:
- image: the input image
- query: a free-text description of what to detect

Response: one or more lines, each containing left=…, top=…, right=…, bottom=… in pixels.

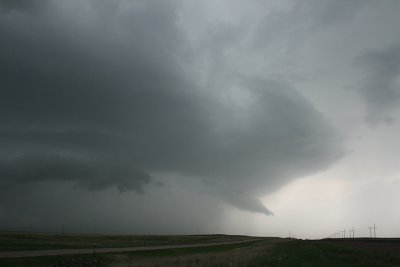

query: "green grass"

left=3, top=234, right=400, bottom=267
left=0, top=231, right=252, bottom=251
left=0, top=239, right=265, bottom=267
left=108, top=238, right=263, bottom=258
left=0, top=253, right=107, bottom=267
left=257, top=240, right=400, bottom=267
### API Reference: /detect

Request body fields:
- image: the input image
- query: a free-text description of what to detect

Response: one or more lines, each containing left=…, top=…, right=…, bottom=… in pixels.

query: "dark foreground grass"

left=0, top=239, right=269, bottom=267
left=258, top=240, right=400, bottom=267
left=0, top=254, right=98, bottom=267
left=3, top=238, right=400, bottom=267
left=0, top=231, right=252, bottom=251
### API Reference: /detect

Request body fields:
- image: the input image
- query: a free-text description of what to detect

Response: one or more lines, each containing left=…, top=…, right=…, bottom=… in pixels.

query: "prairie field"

left=0, top=231, right=253, bottom=251
left=2, top=232, right=400, bottom=267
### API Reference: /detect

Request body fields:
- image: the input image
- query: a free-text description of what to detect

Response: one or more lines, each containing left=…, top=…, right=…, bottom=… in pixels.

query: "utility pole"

left=368, top=226, right=373, bottom=238
left=373, top=224, right=377, bottom=238
left=343, top=229, right=346, bottom=238
left=350, top=227, right=355, bottom=238
left=348, top=228, right=353, bottom=238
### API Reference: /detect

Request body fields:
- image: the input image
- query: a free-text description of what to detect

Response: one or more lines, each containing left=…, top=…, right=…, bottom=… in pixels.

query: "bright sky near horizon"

left=1, top=0, right=400, bottom=239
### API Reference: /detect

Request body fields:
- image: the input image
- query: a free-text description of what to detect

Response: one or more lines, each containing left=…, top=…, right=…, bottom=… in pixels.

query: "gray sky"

left=1, top=0, right=400, bottom=239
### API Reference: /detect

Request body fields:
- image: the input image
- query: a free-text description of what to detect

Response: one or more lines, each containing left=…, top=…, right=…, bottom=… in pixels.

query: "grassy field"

left=2, top=233, right=400, bottom=267
left=0, top=239, right=273, bottom=267
left=259, top=239, right=400, bottom=267
left=0, top=231, right=253, bottom=251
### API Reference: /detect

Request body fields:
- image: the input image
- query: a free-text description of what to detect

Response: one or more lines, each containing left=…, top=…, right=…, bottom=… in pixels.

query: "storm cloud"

left=0, top=0, right=344, bottom=218
left=357, top=44, right=400, bottom=126
left=0, top=0, right=47, bottom=12
left=253, top=0, right=370, bottom=51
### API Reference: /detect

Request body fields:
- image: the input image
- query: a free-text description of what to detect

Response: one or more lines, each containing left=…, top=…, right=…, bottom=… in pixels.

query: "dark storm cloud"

left=357, top=44, right=400, bottom=126
left=300, top=0, right=370, bottom=25
left=253, top=0, right=370, bottom=50
left=0, top=0, right=343, bottom=215
left=0, top=0, right=47, bottom=12
left=0, top=153, right=150, bottom=193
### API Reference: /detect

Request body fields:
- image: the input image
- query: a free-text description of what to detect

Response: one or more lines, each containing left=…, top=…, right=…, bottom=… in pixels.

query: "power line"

left=373, top=224, right=377, bottom=238
left=368, top=224, right=378, bottom=238
left=348, top=227, right=355, bottom=238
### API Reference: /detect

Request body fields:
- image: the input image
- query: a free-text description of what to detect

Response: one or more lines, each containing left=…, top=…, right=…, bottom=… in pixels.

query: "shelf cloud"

left=0, top=0, right=347, bottom=223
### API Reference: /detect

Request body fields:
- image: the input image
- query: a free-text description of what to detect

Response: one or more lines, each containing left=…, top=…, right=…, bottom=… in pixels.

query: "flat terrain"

left=2, top=232, right=400, bottom=267
left=0, top=238, right=277, bottom=267
left=0, top=239, right=260, bottom=258
left=261, top=238, right=400, bottom=267
left=0, top=231, right=253, bottom=251
left=321, top=238, right=400, bottom=255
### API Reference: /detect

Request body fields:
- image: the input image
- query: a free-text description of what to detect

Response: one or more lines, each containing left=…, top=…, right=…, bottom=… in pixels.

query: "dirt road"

left=0, top=239, right=260, bottom=258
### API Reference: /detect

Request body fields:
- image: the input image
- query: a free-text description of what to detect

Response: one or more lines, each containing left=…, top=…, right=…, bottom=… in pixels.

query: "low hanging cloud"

left=253, top=0, right=370, bottom=51
left=0, top=0, right=47, bottom=12
left=357, top=44, right=400, bottom=126
left=0, top=0, right=343, bottom=215
left=0, top=153, right=150, bottom=193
